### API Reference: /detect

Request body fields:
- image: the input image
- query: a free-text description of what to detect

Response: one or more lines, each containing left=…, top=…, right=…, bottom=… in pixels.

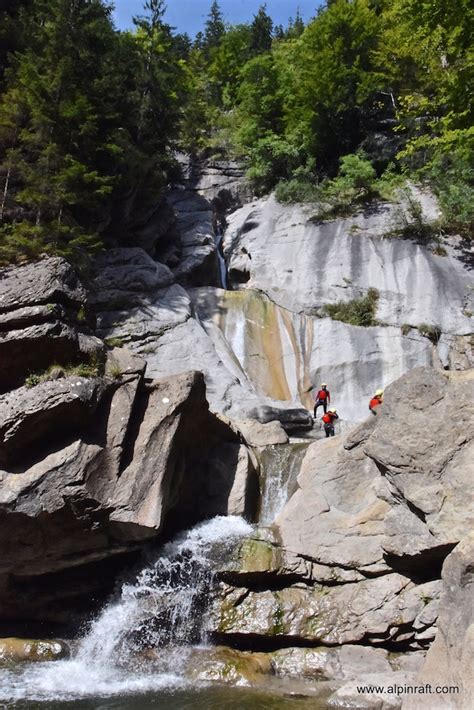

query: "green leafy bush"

left=425, top=141, right=474, bottom=239
left=322, top=288, right=380, bottom=327
left=275, top=178, right=320, bottom=203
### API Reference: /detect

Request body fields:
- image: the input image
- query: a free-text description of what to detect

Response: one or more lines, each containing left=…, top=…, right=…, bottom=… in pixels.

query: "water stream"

left=215, top=228, right=228, bottom=289
left=0, top=450, right=327, bottom=708
left=0, top=516, right=252, bottom=705
left=259, top=443, right=310, bottom=525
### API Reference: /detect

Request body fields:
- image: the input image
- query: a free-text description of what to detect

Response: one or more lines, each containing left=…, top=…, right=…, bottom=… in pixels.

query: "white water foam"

left=0, top=516, right=252, bottom=703
left=259, top=444, right=309, bottom=525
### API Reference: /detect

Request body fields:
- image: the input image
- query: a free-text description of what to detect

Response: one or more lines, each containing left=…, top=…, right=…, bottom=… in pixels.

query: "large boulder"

left=109, top=370, right=258, bottom=538
left=276, top=434, right=390, bottom=580
left=0, top=638, right=69, bottom=663
left=364, top=368, right=474, bottom=566
left=0, top=377, right=105, bottom=469
left=0, top=366, right=256, bottom=627
left=0, top=257, right=258, bottom=630
left=209, top=366, right=472, bottom=668
left=0, top=257, right=86, bottom=312
left=213, top=575, right=440, bottom=648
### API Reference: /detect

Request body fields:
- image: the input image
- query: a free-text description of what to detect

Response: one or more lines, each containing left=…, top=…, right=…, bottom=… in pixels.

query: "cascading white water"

left=0, top=516, right=252, bottom=704
left=216, top=231, right=228, bottom=289
left=259, top=443, right=310, bottom=526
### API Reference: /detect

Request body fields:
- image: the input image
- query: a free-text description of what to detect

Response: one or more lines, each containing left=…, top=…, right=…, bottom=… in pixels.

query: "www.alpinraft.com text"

left=357, top=683, right=460, bottom=696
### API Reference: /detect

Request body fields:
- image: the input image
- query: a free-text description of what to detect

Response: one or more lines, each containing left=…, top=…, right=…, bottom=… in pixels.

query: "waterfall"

left=0, top=516, right=252, bottom=703
left=259, top=443, right=310, bottom=525
left=215, top=229, right=228, bottom=289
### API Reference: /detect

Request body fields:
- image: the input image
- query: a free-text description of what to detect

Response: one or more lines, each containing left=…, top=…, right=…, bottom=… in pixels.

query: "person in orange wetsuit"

left=314, top=383, right=331, bottom=418
left=369, top=389, right=384, bottom=415
left=322, top=408, right=339, bottom=437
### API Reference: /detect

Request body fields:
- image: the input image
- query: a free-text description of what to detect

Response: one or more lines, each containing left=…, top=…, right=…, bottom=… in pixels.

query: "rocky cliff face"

left=207, top=366, right=473, bottom=706
left=1, top=160, right=473, bottom=705
left=221, top=192, right=473, bottom=420
left=0, top=258, right=258, bottom=630
left=91, top=170, right=472, bottom=425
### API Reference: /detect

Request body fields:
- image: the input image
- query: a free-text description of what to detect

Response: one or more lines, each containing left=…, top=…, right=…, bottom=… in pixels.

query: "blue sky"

left=113, top=1, right=323, bottom=35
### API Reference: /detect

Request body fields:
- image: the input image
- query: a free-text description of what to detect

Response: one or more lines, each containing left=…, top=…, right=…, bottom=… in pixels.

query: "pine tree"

left=0, top=0, right=119, bottom=264
left=250, top=4, right=273, bottom=54
left=132, top=0, right=184, bottom=162
left=204, top=1, right=225, bottom=52
left=290, top=9, right=305, bottom=38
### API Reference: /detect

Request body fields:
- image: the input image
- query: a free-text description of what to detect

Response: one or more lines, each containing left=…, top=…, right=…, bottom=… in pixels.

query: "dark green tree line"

left=1, top=0, right=472, bottom=267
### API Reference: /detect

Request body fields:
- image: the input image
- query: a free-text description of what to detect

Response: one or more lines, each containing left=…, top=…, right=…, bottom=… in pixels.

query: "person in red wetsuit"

left=314, top=383, right=331, bottom=418
left=322, top=408, right=339, bottom=437
left=369, top=389, right=384, bottom=415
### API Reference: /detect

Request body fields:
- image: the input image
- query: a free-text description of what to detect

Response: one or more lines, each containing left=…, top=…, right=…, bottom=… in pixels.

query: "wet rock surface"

left=88, top=176, right=473, bottom=425
left=0, top=637, right=69, bottom=663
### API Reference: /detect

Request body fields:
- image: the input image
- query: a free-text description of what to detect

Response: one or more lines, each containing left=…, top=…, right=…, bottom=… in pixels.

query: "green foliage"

left=322, top=288, right=380, bottom=327
left=422, top=136, right=474, bottom=238
left=24, top=359, right=101, bottom=387
left=0, top=0, right=186, bottom=266
left=274, top=178, right=320, bottom=204
left=250, top=5, right=273, bottom=55
left=108, top=362, right=123, bottom=379
left=322, top=153, right=377, bottom=202
left=203, top=1, right=225, bottom=53
left=76, top=306, right=87, bottom=323
left=1, top=0, right=471, bottom=266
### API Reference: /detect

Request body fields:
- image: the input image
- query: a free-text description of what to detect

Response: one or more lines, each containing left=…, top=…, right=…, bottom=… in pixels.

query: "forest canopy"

left=0, top=0, right=472, bottom=266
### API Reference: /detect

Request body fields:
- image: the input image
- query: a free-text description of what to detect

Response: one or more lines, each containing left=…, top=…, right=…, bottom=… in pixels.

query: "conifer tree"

left=250, top=4, right=273, bottom=54
left=204, top=1, right=225, bottom=52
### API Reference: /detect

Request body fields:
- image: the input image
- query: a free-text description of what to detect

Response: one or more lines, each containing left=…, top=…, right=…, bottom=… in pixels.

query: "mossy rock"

left=236, top=537, right=280, bottom=574
left=186, top=646, right=272, bottom=685
left=0, top=637, right=70, bottom=664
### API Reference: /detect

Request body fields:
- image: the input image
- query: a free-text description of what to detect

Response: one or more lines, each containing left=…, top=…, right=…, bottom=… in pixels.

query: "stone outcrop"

left=91, top=249, right=315, bottom=428
left=0, top=363, right=256, bottom=626
left=216, top=192, right=472, bottom=421
left=165, top=189, right=221, bottom=286
left=137, top=158, right=249, bottom=287
left=0, top=257, right=259, bottom=629
left=208, top=367, right=473, bottom=707
left=86, top=174, right=473, bottom=426
left=0, top=257, right=104, bottom=392
left=364, top=369, right=474, bottom=566
left=403, top=533, right=474, bottom=710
